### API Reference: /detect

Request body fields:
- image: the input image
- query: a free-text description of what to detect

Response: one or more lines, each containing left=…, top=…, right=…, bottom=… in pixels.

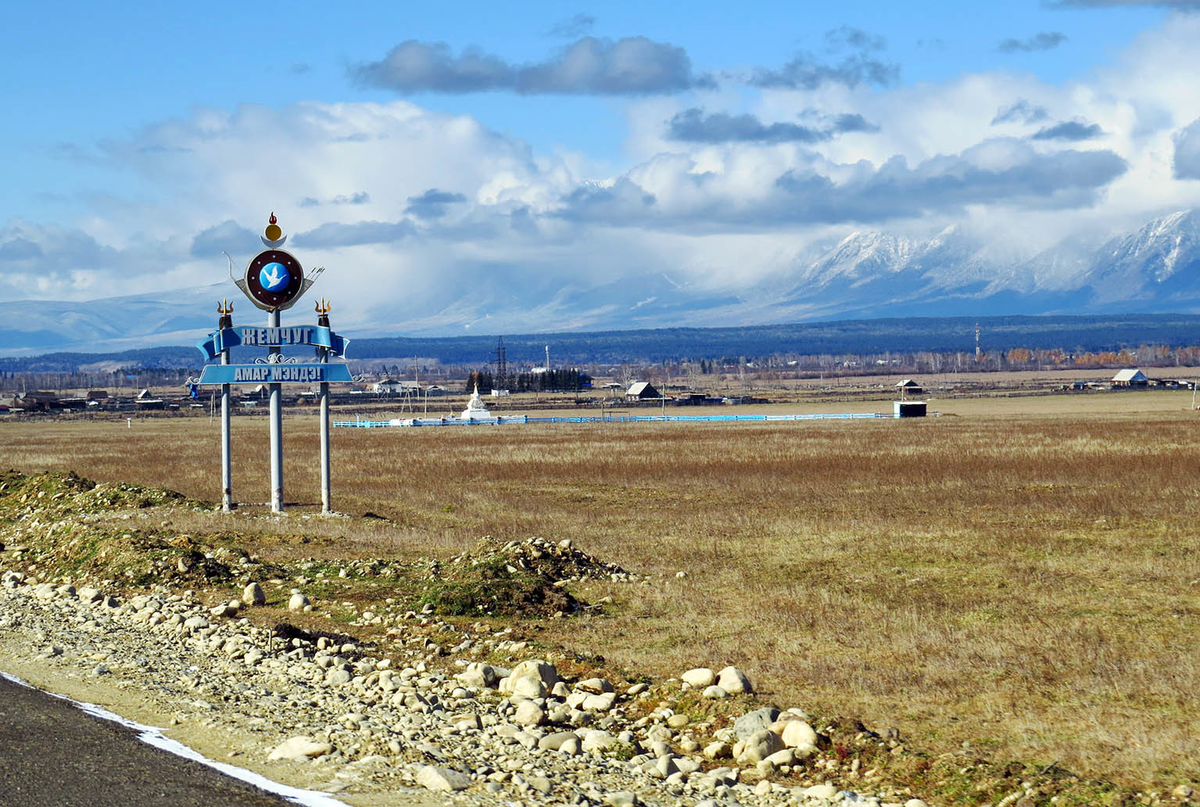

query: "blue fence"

left=334, top=412, right=891, bottom=429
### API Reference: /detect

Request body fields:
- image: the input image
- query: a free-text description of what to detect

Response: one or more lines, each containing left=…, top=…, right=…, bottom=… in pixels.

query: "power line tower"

left=975, top=322, right=981, bottom=361
left=494, top=336, right=507, bottom=389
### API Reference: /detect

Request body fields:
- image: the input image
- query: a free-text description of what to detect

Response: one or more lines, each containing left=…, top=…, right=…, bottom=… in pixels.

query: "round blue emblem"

left=258, top=261, right=290, bottom=292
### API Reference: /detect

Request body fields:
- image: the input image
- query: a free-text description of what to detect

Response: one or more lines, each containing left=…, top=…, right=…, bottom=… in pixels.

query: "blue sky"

left=3, top=0, right=1200, bottom=334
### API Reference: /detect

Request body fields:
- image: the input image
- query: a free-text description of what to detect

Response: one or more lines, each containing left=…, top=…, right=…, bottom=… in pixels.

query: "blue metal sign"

left=196, top=326, right=349, bottom=362
left=198, top=363, right=354, bottom=385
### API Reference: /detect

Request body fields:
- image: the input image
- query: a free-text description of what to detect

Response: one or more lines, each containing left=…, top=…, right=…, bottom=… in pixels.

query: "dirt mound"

left=412, top=536, right=631, bottom=619
left=440, top=536, right=630, bottom=582
left=0, top=471, right=279, bottom=589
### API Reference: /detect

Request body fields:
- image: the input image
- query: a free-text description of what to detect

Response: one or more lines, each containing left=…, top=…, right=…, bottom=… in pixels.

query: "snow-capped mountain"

left=1084, top=210, right=1200, bottom=306
left=3, top=211, right=1200, bottom=356
left=774, top=209, right=1200, bottom=319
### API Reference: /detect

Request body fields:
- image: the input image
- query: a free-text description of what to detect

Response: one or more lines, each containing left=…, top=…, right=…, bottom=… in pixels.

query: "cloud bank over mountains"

left=5, top=13, right=1200, bottom=339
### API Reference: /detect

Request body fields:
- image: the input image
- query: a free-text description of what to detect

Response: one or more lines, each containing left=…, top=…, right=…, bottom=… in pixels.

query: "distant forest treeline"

left=4, top=313, right=1200, bottom=374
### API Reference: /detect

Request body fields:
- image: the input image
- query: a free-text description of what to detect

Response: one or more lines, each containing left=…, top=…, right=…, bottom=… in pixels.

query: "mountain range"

left=3, top=210, right=1200, bottom=357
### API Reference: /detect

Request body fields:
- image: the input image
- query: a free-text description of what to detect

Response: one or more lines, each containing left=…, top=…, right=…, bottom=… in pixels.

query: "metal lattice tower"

left=495, top=336, right=507, bottom=388
left=975, top=322, right=981, bottom=360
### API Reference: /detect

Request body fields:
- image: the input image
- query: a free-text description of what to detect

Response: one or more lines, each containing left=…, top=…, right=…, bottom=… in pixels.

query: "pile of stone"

left=438, top=536, right=639, bottom=585
left=0, top=567, right=928, bottom=807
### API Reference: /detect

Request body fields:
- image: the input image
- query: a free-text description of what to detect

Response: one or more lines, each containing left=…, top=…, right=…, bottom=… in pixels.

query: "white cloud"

left=8, top=13, right=1200, bottom=335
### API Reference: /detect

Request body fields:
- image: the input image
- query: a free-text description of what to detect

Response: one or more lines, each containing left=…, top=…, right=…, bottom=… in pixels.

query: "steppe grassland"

left=2, top=391, right=1197, bottom=790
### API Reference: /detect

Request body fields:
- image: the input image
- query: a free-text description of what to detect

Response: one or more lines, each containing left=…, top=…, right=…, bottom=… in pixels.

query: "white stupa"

left=460, top=383, right=493, bottom=421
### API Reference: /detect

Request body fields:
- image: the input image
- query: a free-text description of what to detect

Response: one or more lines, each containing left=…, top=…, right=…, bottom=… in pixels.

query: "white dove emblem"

left=260, top=262, right=288, bottom=291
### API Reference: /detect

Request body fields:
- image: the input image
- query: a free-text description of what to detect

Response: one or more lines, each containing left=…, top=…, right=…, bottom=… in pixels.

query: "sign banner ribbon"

left=196, top=326, right=349, bottom=362
left=198, top=363, right=354, bottom=385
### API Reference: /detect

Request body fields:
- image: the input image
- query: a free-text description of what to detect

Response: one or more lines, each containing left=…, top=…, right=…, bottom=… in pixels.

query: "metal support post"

left=268, top=309, right=284, bottom=513
left=316, top=300, right=333, bottom=514
left=319, top=346, right=331, bottom=514
left=221, top=347, right=233, bottom=512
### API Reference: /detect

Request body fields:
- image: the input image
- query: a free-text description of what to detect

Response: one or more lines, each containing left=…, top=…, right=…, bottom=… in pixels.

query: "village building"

left=626, top=381, right=660, bottom=401
left=372, top=379, right=421, bottom=395
left=1111, top=369, right=1149, bottom=387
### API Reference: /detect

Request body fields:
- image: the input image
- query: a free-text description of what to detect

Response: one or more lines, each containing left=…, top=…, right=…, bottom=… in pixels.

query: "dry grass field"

left=2, top=391, right=1198, bottom=797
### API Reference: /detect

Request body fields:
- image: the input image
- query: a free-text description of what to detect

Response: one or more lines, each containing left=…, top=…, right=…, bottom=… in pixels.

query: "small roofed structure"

left=626, top=381, right=660, bottom=401
left=1112, top=369, right=1148, bottom=387
left=894, top=378, right=923, bottom=398
left=373, top=379, right=420, bottom=394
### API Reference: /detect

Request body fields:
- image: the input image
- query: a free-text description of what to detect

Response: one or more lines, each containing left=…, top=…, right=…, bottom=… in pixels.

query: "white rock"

left=500, top=659, right=559, bottom=693
left=416, top=765, right=471, bottom=792
left=287, top=592, right=309, bottom=611
left=703, top=741, right=731, bottom=759
left=182, top=616, right=208, bottom=631
left=792, top=741, right=818, bottom=759
left=243, top=582, right=265, bottom=606
left=582, top=692, right=616, bottom=711
left=681, top=667, right=715, bottom=687
left=456, top=662, right=498, bottom=689
left=509, top=674, right=547, bottom=699
left=538, top=731, right=579, bottom=751
left=576, top=677, right=614, bottom=694
left=702, top=685, right=728, bottom=699
left=780, top=720, right=818, bottom=748
left=514, top=701, right=545, bottom=727
left=805, top=783, right=838, bottom=799
left=716, top=665, right=752, bottom=694
left=735, top=729, right=783, bottom=765
left=580, top=730, right=617, bottom=752
left=267, top=736, right=333, bottom=761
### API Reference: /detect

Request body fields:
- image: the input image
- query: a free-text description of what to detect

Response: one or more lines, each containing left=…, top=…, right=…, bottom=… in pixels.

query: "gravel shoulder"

left=0, top=558, right=912, bottom=807
left=0, top=595, right=444, bottom=806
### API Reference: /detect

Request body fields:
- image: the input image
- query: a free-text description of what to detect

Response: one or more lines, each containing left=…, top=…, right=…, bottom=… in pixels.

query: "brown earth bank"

left=0, top=396, right=1197, bottom=806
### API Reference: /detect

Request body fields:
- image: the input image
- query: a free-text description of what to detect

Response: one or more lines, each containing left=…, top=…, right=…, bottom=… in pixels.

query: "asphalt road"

left=0, top=675, right=306, bottom=807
